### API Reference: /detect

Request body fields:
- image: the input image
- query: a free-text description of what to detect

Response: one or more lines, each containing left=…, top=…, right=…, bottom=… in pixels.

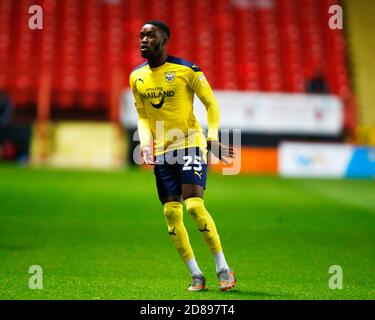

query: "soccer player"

left=129, top=20, right=236, bottom=291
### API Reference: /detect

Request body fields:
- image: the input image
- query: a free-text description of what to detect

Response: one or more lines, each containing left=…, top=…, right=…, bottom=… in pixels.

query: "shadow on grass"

left=188, top=288, right=294, bottom=300
left=221, top=289, right=294, bottom=299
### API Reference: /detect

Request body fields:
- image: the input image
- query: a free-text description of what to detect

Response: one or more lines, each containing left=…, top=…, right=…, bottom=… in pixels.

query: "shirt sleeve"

left=187, top=68, right=220, bottom=141
left=129, top=73, right=153, bottom=148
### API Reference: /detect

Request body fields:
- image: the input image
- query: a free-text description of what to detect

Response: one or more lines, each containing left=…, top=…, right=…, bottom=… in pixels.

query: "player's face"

left=139, top=24, right=166, bottom=58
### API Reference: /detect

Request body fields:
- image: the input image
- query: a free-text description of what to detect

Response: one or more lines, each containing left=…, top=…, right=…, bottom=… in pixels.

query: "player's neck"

left=148, top=52, right=168, bottom=68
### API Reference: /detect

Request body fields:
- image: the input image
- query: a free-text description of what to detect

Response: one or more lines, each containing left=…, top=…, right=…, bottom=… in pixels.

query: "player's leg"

left=162, top=198, right=193, bottom=263
left=182, top=185, right=236, bottom=291
left=154, top=163, right=205, bottom=290
left=182, top=185, right=222, bottom=253
left=179, top=148, right=225, bottom=260
left=179, top=147, right=236, bottom=291
left=182, top=185, right=226, bottom=266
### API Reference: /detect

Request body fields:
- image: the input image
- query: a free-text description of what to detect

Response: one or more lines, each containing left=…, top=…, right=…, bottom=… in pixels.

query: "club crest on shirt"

left=165, top=71, right=176, bottom=83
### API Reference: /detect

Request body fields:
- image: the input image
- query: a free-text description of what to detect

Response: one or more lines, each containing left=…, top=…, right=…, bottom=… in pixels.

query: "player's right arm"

left=129, top=73, right=156, bottom=165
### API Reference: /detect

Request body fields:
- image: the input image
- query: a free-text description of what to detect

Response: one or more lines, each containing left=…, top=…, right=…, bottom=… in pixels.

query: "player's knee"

left=163, top=201, right=183, bottom=223
left=185, top=197, right=206, bottom=219
left=186, top=205, right=201, bottom=219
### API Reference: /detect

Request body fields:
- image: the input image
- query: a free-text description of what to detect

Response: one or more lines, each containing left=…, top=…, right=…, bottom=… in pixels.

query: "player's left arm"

left=187, top=68, right=235, bottom=164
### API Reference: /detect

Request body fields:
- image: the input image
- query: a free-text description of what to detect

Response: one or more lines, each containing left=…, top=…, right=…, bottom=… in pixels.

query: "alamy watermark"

left=328, top=265, right=343, bottom=289
left=28, top=265, right=43, bottom=289
left=28, top=5, right=43, bottom=30
left=328, top=5, right=343, bottom=30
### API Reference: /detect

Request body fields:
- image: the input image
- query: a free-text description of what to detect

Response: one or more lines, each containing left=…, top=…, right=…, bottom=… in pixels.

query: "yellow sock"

left=163, top=201, right=194, bottom=262
left=185, top=197, right=223, bottom=254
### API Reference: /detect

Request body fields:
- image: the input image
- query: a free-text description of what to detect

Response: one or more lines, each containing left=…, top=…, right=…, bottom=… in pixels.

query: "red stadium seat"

left=0, top=0, right=352, bottom=127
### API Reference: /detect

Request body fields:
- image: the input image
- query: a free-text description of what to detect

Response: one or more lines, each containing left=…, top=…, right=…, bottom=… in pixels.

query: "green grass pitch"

left=0, top=164, right=374, bottom=300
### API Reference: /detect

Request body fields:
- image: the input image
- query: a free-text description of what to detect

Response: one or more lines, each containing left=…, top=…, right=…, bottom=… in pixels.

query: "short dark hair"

left=144, top=20, right=170, bottom=39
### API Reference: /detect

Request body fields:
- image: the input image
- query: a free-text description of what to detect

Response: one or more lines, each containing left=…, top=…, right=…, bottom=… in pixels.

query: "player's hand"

left=141, top=146, right=157, bottom=165
left=208, top=140, right=236, bottom=165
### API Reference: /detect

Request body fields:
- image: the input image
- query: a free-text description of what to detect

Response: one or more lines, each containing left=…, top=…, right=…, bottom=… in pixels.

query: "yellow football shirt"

left=129, top=56, right=220, bottom=156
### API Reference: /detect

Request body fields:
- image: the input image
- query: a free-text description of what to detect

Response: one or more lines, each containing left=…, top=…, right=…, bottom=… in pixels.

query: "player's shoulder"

left=166, top=56, right=202, bottom=72
left=130, top=61, right=148, bottom=77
